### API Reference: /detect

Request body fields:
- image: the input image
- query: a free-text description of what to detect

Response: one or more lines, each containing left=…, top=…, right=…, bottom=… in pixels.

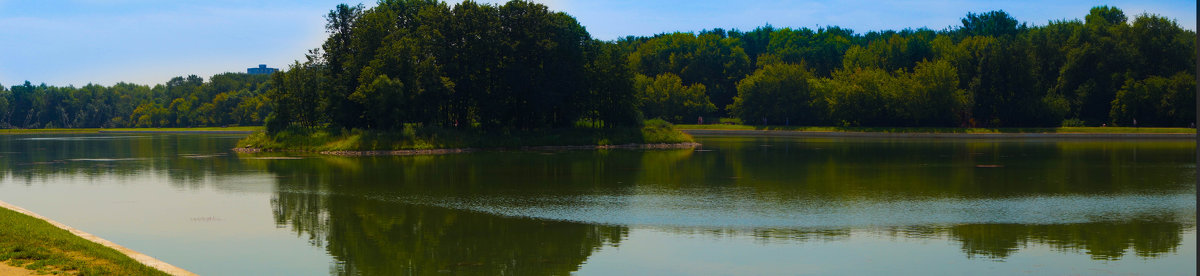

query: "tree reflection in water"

left=0, top=134, right=1190, bottom=274
left=250, top=136, right=1194, bottom=273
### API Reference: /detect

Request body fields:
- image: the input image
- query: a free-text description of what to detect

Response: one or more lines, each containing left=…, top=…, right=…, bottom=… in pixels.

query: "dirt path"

left=0, top=262, right=36, bottom=276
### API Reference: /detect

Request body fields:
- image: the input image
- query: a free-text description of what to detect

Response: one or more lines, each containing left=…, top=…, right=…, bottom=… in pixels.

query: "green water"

left=0, top=134, right=1194, bottom=275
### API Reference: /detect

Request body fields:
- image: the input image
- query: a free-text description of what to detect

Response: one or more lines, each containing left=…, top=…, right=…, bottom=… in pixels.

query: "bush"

left=1061, top=118, right=1087, bottom=127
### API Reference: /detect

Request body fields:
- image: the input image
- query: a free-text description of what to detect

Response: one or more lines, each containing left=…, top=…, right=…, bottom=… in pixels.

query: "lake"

left=0, top=134, right=1194, bottom=275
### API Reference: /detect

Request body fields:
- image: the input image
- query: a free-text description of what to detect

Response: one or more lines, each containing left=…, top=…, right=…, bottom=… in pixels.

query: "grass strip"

left=0, top=207, right=171, bottom=275
left=674, top=124, right=1196, bottom=134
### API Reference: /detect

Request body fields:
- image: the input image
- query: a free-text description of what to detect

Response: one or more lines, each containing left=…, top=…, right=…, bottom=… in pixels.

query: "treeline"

left=621, top=7, right=1195, bottom=127
left=0, top=73, right=271, bottom=128
left=5, top=2, right=1194, bottom=130
left=270, top=2, right=1194, bottom=130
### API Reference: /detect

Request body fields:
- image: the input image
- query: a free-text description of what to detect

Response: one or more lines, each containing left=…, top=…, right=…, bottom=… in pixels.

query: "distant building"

left=247, top=64, right=279, bottom=75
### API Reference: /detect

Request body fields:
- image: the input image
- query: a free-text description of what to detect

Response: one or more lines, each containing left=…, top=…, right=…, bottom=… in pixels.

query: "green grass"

left=0, top=207, right=170, bottom=275
left=238, top=120, right=694, bottom=152
left=675, top=124, right=1196, bottom=134
left=99, top=126, right=262, bottom=132
left=0, top=129, right=99, bottom=134
left=0, top=126, right=262, bottom=135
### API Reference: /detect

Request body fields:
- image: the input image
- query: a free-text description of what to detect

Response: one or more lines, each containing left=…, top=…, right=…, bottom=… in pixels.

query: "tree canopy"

left=621, top=5, right=1193, bottom=127
left=1, top=73, right=271, bottom=129
left=267, top=0, right=641, bottom=132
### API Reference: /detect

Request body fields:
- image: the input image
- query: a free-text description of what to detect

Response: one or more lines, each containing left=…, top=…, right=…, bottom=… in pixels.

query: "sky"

left=1, top=0, right=1195, bottom=87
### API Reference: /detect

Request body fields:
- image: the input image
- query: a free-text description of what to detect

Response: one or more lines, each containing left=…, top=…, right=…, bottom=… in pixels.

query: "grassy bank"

left=675, top=124, right=1196, bottom=134
left=0, top=207, right=170, bottom=276
left=237, top=120, right=694, bottom=152
left=0, top=126, right=262, bottom=135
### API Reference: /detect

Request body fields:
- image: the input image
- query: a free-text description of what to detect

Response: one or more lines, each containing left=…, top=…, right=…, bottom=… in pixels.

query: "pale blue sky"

left=1, top=0, right=1194, bottom=87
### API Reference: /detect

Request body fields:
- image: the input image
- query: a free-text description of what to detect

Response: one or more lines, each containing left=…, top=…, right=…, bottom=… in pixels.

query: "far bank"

left=0, top=126, right=261, bottom=135
left=676, top=125, right=1195, bottom=139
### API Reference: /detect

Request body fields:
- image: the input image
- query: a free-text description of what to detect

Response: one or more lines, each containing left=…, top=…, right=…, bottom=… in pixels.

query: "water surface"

left=0, top=134, right=1194, bottom=275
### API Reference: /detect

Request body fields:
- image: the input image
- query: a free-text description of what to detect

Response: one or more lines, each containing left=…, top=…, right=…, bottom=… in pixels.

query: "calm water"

left=0, top=134, right=1194, bottom=275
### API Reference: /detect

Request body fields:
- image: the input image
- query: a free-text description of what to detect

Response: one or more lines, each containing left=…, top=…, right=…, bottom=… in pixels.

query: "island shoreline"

left=234, top=142, right=701, bottom=156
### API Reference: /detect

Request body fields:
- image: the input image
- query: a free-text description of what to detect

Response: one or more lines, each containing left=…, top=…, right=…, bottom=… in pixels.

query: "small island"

left=236, top=2, right=700, bottom=155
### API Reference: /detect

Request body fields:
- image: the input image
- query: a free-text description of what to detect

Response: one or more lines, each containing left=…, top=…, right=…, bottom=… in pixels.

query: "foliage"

left=268, top=0, right=640, bottom=132
left=633, top=73, right=716, bottom=123
left=616, top=5, right=1193, bottom=127
left=813, top=60, right=967, bottom=127
left=820, top=67, right=901, bottom=126
left=1110, top=73, right=1196, bottom=127
left=960, top=10, right=1024, bottom=37
left=627, top=32, right=751, bottom=115
left=728, top=63, right=822, bottom=125
left=2, top=73, right=271, bottom=129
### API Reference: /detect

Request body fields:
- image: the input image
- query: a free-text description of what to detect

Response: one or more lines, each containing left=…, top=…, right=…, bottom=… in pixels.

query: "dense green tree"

left=1110, top=73, right=1196, bottom=127
left=1127, top=14, right=1196, bottom=79
left=634, top=73, right=715, bottom=123
left=820, top=67, right=902, bottom=126
left=729, top=63, right=822, bottom=125
left=627, top=32, right=751, bottom=115
left=268, top=60, right=325, bottom=132
left=1026, top=20, right=1083, bottom=100
left=817, top=60, right=968, bottom=127
left=321, top=3, right=367, bottom=128
left=727, top=25, right=774, bottom=65
left=762, top=27, right=855, bottom=76
left=582, top=40, right=643, bottom=127
left=905, top=60, right=969, bottom=126
left=966, top=36, right=1049, bottom=126
left=0, top=83, right=8, bottom=127
left=960, top=10, right=1024, bottom=37
left=841, top=30, right=933, bottom=72
left=1054, top=6, right=1135, bottom=125
left=4, top=74, right=271, bottom=129
left=263, top=0, right=641, bottom=132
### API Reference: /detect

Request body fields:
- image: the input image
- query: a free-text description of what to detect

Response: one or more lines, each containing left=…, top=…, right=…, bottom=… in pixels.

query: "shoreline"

left=1, top=127, right=261, bottom=135
left=680, top=129, right=1196, bottom=139
left=0, top=199, right=196, bottom=276
left=234, top=142, right=701, bottom=156
left=98, top=130, right=255, bottom=134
